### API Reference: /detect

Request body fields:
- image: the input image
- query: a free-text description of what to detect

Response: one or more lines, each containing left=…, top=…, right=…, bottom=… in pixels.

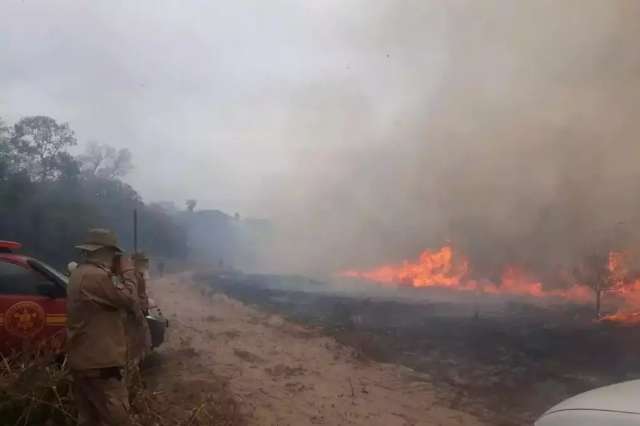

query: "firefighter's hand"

left=119, top=255, right=134, bottom=273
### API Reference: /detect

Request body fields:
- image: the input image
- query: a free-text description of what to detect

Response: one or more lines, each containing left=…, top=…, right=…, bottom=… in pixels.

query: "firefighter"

left=67, top=228, right=139, bottom=426
left=67, top=261, right=78, bottom=275
left=132, top=252, right=151, bottom=315
left=127, top=253, right=152, bottom=377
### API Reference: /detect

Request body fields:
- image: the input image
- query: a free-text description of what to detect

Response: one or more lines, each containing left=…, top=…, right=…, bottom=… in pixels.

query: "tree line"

left=0, top=115, right=187, bottom=268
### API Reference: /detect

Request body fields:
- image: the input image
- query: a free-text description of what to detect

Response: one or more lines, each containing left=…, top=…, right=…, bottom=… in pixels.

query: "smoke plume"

left=257, top=0, right=640, bottom=285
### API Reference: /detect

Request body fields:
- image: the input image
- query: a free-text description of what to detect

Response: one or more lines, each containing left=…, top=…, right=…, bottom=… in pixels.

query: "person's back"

left=67, top=262, right=129, bottom=370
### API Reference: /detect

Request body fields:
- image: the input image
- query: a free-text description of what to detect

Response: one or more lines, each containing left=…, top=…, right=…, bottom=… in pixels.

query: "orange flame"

left=340, top=246, right=469, bottom=288
left=338, top=246, right=591, bottom=302
left=599, top=251, right=640, bottom=324
left=339, top=245, right=640, bottom=323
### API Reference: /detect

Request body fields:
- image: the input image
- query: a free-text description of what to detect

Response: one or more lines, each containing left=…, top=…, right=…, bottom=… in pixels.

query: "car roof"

left=0, top=253, right=69, bottom=288
left=543, top=379, right=640, bottom=416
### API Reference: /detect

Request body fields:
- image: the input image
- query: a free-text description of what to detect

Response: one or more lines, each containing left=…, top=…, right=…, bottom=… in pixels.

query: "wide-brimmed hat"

left=75, top=228, right=123, bottom=252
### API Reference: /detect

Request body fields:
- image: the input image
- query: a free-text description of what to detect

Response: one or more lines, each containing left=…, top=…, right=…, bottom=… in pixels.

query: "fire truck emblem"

left=5, top=302, right=45, bottom=338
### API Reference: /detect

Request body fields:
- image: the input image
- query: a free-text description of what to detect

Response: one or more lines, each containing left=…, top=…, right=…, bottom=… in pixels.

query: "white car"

left=535, top=380, right=640, bottom=426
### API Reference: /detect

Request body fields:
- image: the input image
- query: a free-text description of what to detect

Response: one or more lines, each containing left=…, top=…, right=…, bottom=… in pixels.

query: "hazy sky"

left=3, top=1, right=640, bottom=275
left=0, top=0, right=446, bottom=215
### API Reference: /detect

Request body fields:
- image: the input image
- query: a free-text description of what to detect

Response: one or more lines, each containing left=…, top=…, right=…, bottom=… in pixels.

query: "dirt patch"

left=152, top=273, right=484, bottom=426
left=265, top=364, right=306, bottom=379
left=233, top=349, right=265, bottom=364
left=140, top=345, right=244, bottom=425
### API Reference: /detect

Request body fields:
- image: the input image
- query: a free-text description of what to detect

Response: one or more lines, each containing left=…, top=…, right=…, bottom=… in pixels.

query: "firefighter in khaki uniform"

left=126, top=252, right=152, bottom=390
left=132, top=253, right=151, bottom=316
left=67, top=229, right=140, bottom=426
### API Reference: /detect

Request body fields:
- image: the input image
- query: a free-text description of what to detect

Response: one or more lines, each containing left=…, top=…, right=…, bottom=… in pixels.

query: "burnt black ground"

left=195, top=272, right=640, bottom=426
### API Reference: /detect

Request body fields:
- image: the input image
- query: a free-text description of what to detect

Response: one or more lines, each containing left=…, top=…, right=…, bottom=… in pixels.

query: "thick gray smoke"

left=258, top=0, right=640, bottom=284
left=3, top=1, right=639, bottom=284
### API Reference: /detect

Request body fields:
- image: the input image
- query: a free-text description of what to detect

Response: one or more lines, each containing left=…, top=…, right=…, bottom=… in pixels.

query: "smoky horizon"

left=2, top=1, right=640, bottom=281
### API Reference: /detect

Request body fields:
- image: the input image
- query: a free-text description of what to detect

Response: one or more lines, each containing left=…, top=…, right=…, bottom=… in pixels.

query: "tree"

left=139, top=203, right=188, bottom=259
left=0, top=114, right=190, bottom=268
left=575, top=253, right=612, bottom=318
left=78, top=142, right=133, bottom=179
left=9, top=116, right=77, bottom=181
left=186, top=199, right=197, bottom=212
left=0, top=117, right=11, bottom=180
left=0, top=117, right=8, bottom=145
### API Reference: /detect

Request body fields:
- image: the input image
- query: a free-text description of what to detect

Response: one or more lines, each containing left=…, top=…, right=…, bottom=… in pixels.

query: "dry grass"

left=0, top=349, right=244, bottom=426
left=132, top=383, right=243, bottom=426
left=0, top=351, right=74, bottom=426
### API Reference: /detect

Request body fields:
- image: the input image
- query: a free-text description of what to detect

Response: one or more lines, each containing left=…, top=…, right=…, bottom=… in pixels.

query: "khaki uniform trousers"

left=72, top=368, right=131, bottom=426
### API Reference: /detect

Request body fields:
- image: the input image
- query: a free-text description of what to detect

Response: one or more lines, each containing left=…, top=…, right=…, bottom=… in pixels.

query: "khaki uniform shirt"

left=126, top=271, right=151, bottom=362
left=136, top=271, right=150, bottom=314
left=66, top=262, right=138, bottom=370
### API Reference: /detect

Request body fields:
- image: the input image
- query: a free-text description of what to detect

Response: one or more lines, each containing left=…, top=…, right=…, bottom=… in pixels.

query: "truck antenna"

left=133, top=208, right=138, bottom=253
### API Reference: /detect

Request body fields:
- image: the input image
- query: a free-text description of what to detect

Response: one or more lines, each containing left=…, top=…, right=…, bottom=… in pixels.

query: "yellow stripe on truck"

left=46, top=315, right=67, bottom=326
left=0, top=314, right=65, bottom=326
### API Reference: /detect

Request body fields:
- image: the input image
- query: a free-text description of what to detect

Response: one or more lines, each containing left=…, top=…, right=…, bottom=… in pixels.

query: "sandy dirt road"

left=151, top=274, right=484, bottom=426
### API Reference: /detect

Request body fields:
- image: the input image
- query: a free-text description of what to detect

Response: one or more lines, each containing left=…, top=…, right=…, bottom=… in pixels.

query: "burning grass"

left=339, top=244, right=640, bottom=322
left=339, top=245, right=593, bottom=301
